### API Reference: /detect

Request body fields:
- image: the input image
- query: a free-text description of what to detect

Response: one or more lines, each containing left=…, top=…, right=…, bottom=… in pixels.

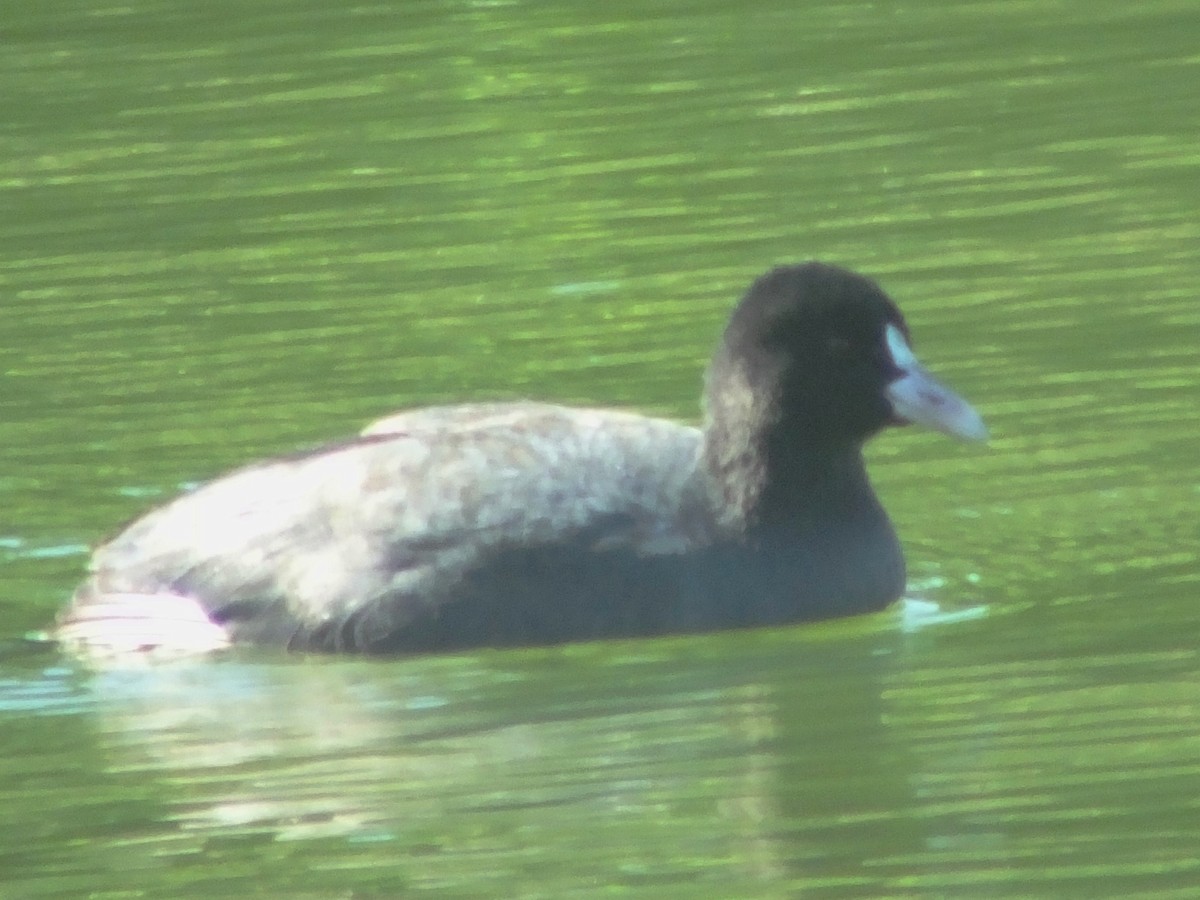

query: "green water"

left=2, top=0, right=1198, bottom=895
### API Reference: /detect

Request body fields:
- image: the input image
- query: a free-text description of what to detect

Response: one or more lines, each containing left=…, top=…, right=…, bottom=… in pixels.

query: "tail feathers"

left=57, top=591, right=231, bottom=662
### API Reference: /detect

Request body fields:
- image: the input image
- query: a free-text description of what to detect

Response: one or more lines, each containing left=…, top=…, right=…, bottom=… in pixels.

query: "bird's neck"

left=702, top=407, right=876, bottom=534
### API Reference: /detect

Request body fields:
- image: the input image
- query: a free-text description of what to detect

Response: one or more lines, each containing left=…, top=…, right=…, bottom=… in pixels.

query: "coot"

left=58, top=263, right=986, bottom=657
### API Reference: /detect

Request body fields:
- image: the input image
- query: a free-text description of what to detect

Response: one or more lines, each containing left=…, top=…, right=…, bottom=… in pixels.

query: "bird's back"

left=63, top=403, right=706, bottom=655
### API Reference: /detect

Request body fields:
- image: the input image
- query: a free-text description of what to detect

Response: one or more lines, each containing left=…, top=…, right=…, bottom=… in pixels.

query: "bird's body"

left=58, top=263, right=986, bottom=658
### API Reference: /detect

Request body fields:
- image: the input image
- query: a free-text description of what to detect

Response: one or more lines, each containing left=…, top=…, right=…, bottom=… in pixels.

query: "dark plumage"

left=58, top=263, right=986, bottom=658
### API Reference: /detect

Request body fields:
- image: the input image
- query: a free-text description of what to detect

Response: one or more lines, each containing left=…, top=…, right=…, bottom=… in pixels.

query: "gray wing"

left=73, top=403, right=705, bottom=647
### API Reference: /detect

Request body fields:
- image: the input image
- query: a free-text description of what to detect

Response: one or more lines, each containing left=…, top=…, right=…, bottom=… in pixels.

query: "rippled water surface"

left=2, top=0, right=1198, bottom=896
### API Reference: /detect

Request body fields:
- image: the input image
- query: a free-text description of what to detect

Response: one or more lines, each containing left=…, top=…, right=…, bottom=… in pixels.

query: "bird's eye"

left=825, top=335, right=853, bottom=359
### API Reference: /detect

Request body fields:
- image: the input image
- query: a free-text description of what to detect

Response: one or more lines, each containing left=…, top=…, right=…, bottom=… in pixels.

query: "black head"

left=708, top=262, right=909, bottom=449
left=701, top=262, right=985, bottom=530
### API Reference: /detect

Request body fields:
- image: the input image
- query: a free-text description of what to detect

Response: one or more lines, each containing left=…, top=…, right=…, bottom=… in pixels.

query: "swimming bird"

left=58, top=262, right=987, bottom=658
